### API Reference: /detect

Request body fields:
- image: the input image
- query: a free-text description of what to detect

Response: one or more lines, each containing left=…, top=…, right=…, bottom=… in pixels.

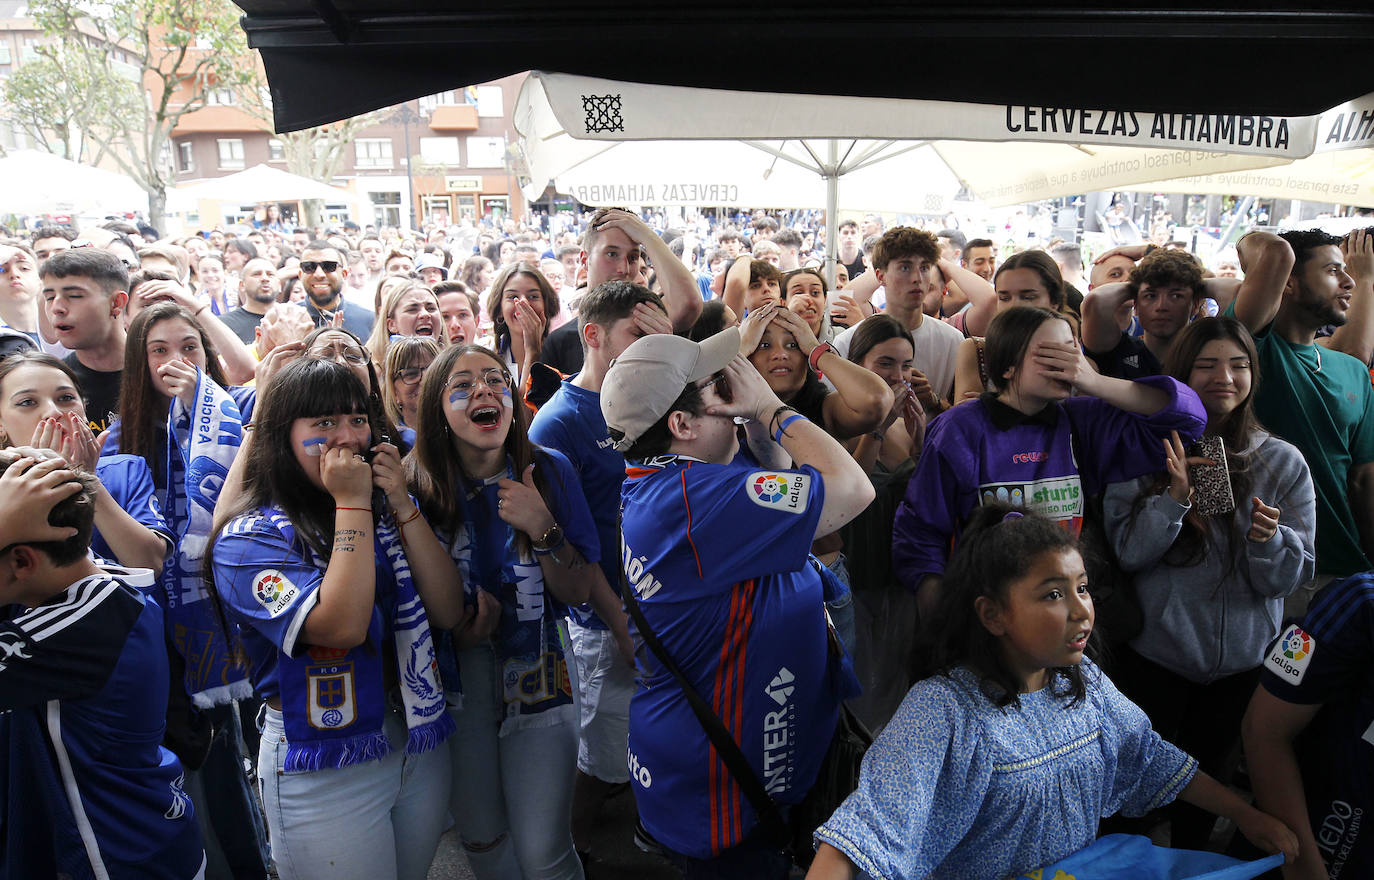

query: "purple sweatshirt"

left=892, top=377, right=1207, bottom=588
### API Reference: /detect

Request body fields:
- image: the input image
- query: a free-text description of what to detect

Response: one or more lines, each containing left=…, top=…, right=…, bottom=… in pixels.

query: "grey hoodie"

left=1103, top=431, right=1315, bottom=683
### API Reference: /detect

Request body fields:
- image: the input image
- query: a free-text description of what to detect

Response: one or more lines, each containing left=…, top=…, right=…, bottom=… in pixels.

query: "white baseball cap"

left=601, top=327, right=740, bottom=452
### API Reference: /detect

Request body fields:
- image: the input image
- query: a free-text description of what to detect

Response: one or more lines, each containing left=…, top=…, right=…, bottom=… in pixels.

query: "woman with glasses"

left=407, top=343, right=597, bottom=880
left=208, top=357, right=463, bottom=880
left=365, top=283, right=447, bottom=368
left=382, top=337, right=441, bottom=448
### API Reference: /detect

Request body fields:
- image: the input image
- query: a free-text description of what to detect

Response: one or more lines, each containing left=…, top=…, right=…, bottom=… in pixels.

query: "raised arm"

left=1081, top=281, right=1134, bottom=354
left=1233, top=232, right=1296, bottom=333
left=1319, top=229, right=1374, bottom=363
left=708, top=355, right=875, bottom=537
left=599, top=210, right=702, bottom=332
left=771, top=309, right=891, bottom=438
left=138, top=279, right=257, bottom=384
left=300, top=448, right=381, bottom=649
left=1039, top=340, right=1170, bottom=415
left=944, top=259, right=998, bottom=337
left=721, top=254, right=751, bottom=319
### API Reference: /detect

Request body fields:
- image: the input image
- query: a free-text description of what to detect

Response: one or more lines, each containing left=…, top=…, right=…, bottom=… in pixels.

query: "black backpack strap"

left=617, top=509, right=789, bottom=847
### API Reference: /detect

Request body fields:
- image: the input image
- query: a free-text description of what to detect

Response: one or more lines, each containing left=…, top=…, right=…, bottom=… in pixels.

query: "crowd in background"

left=0, top=199, right=1371, bottom=880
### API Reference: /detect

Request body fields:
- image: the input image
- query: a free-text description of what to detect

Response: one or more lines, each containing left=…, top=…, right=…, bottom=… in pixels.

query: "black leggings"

left=1109, top=648, right=1260, bottom=850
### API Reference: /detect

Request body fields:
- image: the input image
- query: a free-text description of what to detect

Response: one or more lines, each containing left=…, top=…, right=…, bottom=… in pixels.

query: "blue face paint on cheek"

left=500, top=387, right=513, bottom=409
left=302, top=437, right=327, bottom=456
left=449, top=390, right=470, bottom=411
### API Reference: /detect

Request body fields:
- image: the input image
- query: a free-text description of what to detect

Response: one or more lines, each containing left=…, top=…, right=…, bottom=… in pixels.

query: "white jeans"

left=448, top=644, right=583, bottom=880
left=258, top=705, right=450, bottom=880
left=567, top=620, right=634, bottom=783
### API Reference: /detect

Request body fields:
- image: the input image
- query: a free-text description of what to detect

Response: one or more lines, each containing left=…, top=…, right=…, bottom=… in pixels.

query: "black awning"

left=235, top=1, right=1374, bottom=133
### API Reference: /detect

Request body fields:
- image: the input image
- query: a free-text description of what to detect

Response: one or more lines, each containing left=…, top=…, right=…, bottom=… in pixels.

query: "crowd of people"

left=0, top=203, right=1371, bottom=880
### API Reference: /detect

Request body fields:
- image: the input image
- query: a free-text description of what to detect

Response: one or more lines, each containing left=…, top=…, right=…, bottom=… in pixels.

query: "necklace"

left=1311, top=345, right=1322, bottom=373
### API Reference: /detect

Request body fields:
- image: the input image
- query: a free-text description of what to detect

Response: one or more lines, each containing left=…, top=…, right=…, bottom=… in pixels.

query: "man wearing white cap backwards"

left=601, top=327, right=873, bottom=878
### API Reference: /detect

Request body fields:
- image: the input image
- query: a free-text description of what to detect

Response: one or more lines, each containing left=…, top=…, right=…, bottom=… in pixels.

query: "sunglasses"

left=693, top=370, right=733, bottom=403
left=300, top=260, right=340, bottom=274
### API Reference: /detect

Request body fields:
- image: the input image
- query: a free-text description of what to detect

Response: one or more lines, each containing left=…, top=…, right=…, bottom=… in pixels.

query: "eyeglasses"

left=300, top=260, right=340, bottom=274
left=308, top=344, right=367, bottom=366
left=693, top=370, right=733, bottom=403
left=447, top=370, right=509, bottom=394
left=395, top=366, right=428, bottom=386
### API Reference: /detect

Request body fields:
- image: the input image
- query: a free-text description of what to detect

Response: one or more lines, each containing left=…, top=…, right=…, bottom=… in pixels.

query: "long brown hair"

left=1132, top=316, right=1263, bottom=568
left=381, top=336, right=441, bottom=428
left=406, top=343, right=561, bottom=556
left=485, top=263, right=560, bottom=353
left=119, top=302, right=228, bottom=484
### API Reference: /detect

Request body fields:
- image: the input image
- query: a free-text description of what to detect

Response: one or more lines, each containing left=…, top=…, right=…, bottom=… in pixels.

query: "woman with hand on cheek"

left=487, top=263, right=559, bottom=388
left=0, top=351, right=169, bottom=572
left=208, top=358, right=462, bottom=880
left=408, top=343, right=597, bottom=880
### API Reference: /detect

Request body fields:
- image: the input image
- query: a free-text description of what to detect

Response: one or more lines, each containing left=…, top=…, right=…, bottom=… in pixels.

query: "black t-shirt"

left=539, top=321, right=584, bottom=375
left=64, top=353, right=121, bottom=433
left=841, top=253, right=866, bottom=283
left=1085, top=331, right=1162, bottom=381
left=219, top=307, right=264, bottom=345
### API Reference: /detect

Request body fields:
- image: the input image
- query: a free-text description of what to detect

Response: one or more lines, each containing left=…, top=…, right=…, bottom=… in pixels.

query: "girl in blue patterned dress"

left=807, top=505, right=1298, bottom=880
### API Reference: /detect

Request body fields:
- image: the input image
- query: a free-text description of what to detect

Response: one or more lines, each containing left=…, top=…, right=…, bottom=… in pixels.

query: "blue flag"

left=1015, top=834, right=1284, bottom=880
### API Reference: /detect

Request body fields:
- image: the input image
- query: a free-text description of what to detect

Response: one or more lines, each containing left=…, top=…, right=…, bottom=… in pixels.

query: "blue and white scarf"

left=268, top=506, right=454, bottom=772
left=442, top=462, right=575, bottom=735
left=162, top=369, right=254, bottom=708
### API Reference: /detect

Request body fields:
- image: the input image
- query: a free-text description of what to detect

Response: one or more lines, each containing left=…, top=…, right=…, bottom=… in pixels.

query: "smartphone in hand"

left=1189, top=435, right=1234, bottom=516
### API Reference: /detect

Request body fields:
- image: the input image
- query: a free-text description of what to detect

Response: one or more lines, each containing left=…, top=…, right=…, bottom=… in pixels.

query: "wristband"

left=194, top=305, right=208, bottom=317
left=774, top=412, right=807, bottom=444
left=808, top=342, right=834, bottom=375
left=396, top=507, right=423, bottom=527
left=335, top=506, right=371, bottom=512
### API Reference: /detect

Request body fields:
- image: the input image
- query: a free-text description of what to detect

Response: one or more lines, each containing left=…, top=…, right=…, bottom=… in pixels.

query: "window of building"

left=177, top=141, right=193, bottom=172
left=466, top=136, right=504, bottom=168
left=476, top=86, right=504, bottom=118
left=369, top=191, right=401, bottom=227
left=418, top=91, right=457, bottom=114
left=268, top=138, right=285, bottom=161
left=207, top=88, right=236, bottom=106
left=355, top=138, right=394, bottom=169
left=217, top=138, right=244, bottom=169
left=419, top=136, right=460, bottom=166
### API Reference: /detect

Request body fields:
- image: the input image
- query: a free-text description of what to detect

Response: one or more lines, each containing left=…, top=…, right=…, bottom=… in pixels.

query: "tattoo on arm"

left=333, top=527, right=366, bottom=554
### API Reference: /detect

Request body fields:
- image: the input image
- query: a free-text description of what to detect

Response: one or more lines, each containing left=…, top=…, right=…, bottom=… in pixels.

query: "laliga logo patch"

left=1266, top=624, right=1316, bottom=684
left=747, top=471, right=809, bottom=514
left=252, top=569, right=299, bottom=618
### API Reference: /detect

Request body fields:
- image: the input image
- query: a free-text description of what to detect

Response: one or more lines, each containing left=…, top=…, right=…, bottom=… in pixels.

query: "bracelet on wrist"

left=807, top=342, right=835, bottom=376
left=766, top=404, right=795, bottom=436
left=396, top=507, right=423, bottom=527
left=336, top=505, right=371, bottom=513
left=773, top=412, right=807, bottom=444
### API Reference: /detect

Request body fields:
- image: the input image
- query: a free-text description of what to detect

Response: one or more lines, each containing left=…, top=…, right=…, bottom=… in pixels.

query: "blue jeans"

left=824, top=553, right=856, bottom=657
left=257, top=705, right=450, bottom=880
left=448, top=643, right=583, bottom=880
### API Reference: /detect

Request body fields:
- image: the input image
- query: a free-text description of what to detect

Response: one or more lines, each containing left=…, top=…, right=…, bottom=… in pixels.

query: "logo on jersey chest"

left=307, top=659, right=358, bottom=729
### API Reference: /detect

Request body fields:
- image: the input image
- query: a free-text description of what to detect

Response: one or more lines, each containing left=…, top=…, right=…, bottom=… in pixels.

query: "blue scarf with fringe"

left=162, top=370, right=254, bottom=708
left=267, top=506, right=454, bottom=772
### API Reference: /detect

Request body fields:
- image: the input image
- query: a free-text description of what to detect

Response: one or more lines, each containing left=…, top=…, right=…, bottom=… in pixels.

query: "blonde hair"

left=365, top=282, right=447, bottom=367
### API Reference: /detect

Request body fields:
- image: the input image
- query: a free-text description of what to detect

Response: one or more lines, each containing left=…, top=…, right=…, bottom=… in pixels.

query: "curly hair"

left=1128, top=248, right=1205, bottom=300
left=871, top=227, right=941, bottom=272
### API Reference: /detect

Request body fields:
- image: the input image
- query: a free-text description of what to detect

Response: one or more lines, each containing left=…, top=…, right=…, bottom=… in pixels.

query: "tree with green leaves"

left=2, top=42, right=140, bottom=164
left=23, top=0, right=253, bottom=229
left=236, top=71, right=378, bottom=230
